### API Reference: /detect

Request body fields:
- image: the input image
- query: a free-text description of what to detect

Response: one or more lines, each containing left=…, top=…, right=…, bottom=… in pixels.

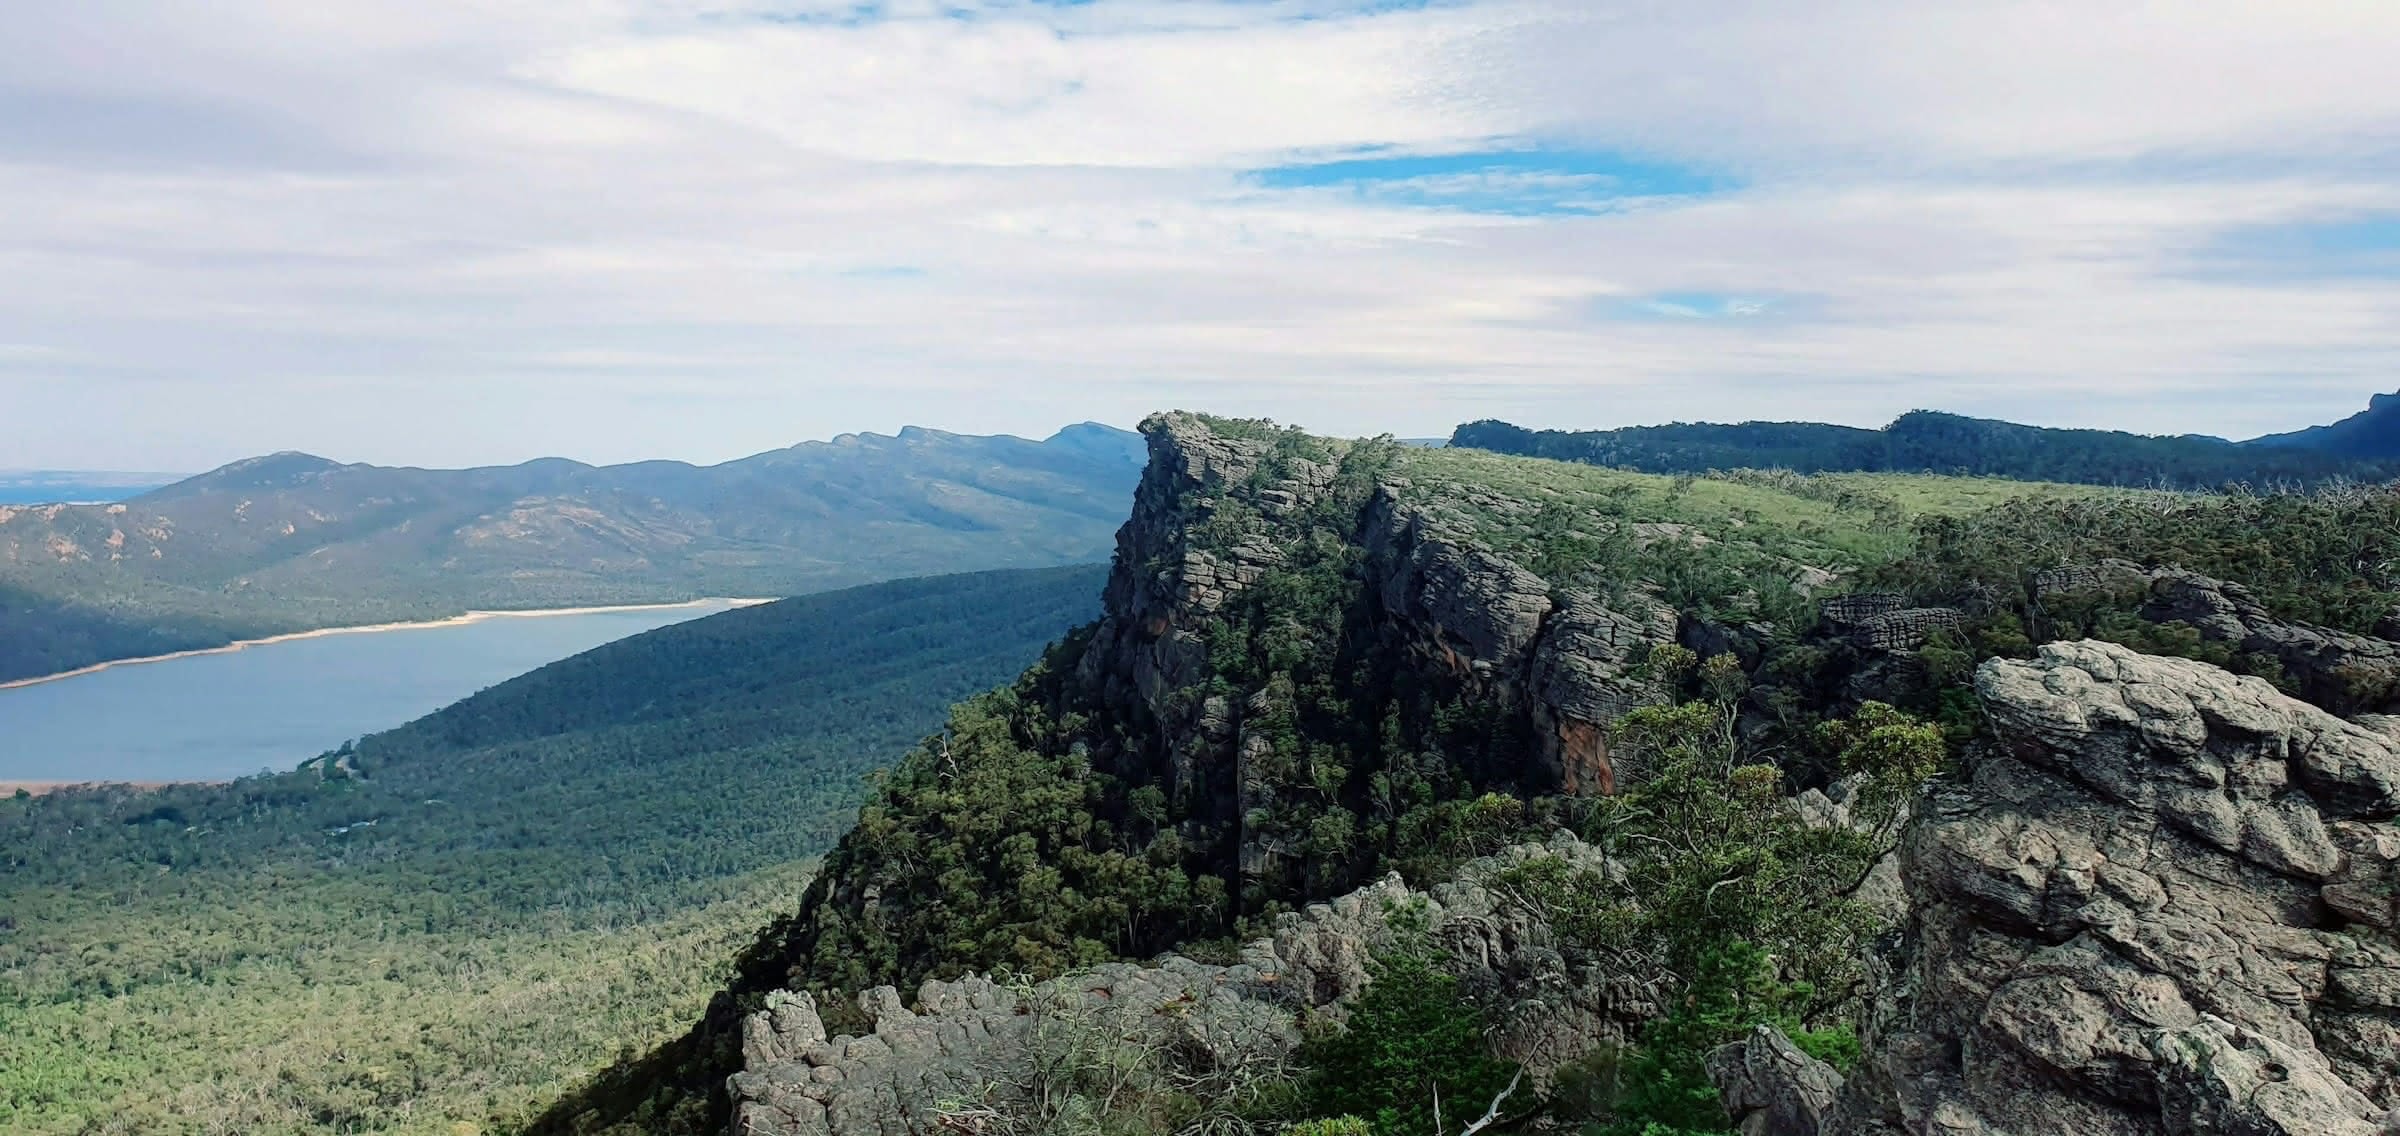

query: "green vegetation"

left=0, top=424, right=1143, bottom=684
left=0, top=566, right=1104, bottom=1134
left=1454, top=407, right=2399, bottom=490
left=1298, top=944, right=1520, bottom=1136
left=549, top=418, right=2020, bottom=1135
left=1867, top=488, right=2400, bottom=634
left=38, top=408, right=2400, bottom=1136
left=1487, top=652, right=1940, bottom=1135
left=1395, top=442, right=2138, bottom=629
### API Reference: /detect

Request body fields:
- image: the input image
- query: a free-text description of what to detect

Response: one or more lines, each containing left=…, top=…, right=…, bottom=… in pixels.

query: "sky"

left=2, top=0, right=2398, bottom=470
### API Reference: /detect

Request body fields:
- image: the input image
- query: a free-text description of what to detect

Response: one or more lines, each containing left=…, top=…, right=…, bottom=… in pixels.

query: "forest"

left=1453, top=407, right=2399, bottom=489
left=0, top=565, right=1106, bottom=1134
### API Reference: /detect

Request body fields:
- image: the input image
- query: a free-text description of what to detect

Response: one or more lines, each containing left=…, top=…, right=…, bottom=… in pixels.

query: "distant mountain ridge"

left=2245, top=390, right=2400, bottom=457
left=0, top=423, right=1144, bottom=684
left=1453, top=395, right=2400, bottom=488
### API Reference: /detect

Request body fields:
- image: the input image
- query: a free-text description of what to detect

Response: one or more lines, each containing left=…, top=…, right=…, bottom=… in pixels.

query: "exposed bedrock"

left=1755, top=640, right=2400, bottom=1136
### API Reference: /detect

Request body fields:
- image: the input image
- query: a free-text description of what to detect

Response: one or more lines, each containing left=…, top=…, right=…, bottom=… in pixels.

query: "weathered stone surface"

left=729, top=835, right=1659, bottom=1136
left=2031, top=559, right=2153, bottom=607
left=1710, top=1025, right=1843, bottom=1136
left=2142, top=569, right=2400, bottom=715
left=2328, top=822, right=2400, bottom=932
left=1849, top=608, right=1964, bottom=653
left=1819, top=593, right=1907, bottom=631
left=1529, top=594, right=1678, bottom=794
left=1825, top=640, right=2400, bottom=1136
left=1361, top=487, right=1553, bottom=671
left=2147, top=1019, right=2387, bottom=1136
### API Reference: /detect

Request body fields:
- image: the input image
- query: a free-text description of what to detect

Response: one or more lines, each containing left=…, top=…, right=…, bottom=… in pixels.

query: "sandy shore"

left=0, top=598, right=778, bottom=693
left=2, top=779, right=222, bottom=797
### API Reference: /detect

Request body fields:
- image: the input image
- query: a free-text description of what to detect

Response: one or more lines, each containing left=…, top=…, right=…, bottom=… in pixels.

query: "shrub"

left=1299, top=949, right=1519, bottom=1136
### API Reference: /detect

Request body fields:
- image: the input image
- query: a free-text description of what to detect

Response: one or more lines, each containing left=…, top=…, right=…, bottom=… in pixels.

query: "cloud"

left=0, top=0, right=2397, bottom=469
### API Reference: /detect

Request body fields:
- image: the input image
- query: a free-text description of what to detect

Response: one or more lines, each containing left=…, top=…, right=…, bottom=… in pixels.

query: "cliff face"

left=1068, top=412, right=1679, bottom=891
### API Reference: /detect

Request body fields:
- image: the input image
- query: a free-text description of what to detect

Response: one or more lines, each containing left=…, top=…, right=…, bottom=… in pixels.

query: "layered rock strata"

left=1737, top=641, right=2400, bottom=1136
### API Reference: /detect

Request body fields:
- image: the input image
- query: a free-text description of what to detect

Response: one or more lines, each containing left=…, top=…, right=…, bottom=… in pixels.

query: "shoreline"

left=3, top=779, right=224, bottom=798
left=0, top=598, right=779, bottom=693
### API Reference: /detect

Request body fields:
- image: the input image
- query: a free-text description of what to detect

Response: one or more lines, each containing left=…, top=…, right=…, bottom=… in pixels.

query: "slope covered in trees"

left=1453, top=404, right=2400, bottom=488
left=0, top=423, right=1143, bottom=684
left=0, top=565, right=1104, bottom=1134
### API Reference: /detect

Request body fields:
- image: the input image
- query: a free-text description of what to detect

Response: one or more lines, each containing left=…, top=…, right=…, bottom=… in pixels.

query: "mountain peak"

left=145, top=451, right=346, bottom=497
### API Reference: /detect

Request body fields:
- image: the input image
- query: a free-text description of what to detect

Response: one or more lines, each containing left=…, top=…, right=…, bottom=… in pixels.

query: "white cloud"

left=0, top=0, right=2396, bottom=469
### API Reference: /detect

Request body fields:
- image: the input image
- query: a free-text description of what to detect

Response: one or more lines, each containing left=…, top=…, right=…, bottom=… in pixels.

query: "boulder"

left=1826, top=641, right=2400, bottom=1135
left=1710, top=1025, right=1843, bottom=1136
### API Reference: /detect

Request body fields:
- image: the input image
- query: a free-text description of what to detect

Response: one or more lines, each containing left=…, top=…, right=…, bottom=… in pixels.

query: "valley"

left=0, top=566, right=1105, bottom=1134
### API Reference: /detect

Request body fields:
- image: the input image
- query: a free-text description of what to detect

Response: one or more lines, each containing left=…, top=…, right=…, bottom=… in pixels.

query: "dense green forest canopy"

left=0, top=565, right=1105, bottom=1134
left=0, top=423, right=1143, bottom=684
left=1452, top=406, right=2400, bottom=489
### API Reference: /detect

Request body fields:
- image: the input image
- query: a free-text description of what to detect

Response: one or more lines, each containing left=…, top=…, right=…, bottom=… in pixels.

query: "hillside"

left=0, top=423, right=1143, bottom=684
left=1453, top=401, right=2400, bottom=488
left=2248, top=389, right=2400, bottom=457
left=542, top=413, right=2400, bottom=1136
left=0, top=565, right=1106, bottom=1134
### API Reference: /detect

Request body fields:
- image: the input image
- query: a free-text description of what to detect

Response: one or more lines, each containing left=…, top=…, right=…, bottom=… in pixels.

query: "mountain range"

left=1452, top=390, right=2400, bottom=488
left=0, top=424, right=1143, bottom=684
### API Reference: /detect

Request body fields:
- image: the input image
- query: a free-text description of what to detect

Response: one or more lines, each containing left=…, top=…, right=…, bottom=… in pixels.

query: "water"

left=0, top=601, right=750, bottom=783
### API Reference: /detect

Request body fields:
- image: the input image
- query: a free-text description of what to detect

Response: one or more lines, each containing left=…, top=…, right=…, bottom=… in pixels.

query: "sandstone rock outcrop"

left=2026, top=559, right=2400, bottom=717
left=728, top=835, right=1658, bottom=1136
left=1821, top=640, right=2400, bottom=1135
left=1071, top=414, right=1685, bottom=895
left=1710, top=1025, right=1844, bottom=1136
left=2140, top=569, right=2400, bottom=716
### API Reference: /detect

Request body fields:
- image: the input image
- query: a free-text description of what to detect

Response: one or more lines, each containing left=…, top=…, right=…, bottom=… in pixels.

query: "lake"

left=0, top=601, right=752, bottom=783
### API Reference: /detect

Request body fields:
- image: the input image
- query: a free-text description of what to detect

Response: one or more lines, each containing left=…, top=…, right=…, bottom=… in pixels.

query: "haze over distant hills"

left=0, top=423, right=1143, bottom=684
left=1453, top=390, right=2400, bottom=487
left=0, top=470, right=187, bottom=506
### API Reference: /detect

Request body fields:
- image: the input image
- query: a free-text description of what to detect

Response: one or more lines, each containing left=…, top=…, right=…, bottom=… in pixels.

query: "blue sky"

left=1, top=0, right=2397, bottom=468
left=1249, top=147, right=1731, bottom=215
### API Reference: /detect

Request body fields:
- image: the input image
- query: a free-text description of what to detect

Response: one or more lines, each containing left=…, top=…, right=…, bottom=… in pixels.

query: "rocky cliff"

left=542, top=414, right=2400, bottom=1136
left=1720, top=640, right=2400, bottom=1135
left=1069, top=413, right=1685, bottom=886
left=726, top=637, right=2400, bottom=1136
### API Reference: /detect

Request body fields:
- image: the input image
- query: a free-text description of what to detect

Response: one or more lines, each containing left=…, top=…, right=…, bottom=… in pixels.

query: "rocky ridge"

left=1073, top=413, right=1687, bottom=881
left=728, top=835, right=1656, bottom=1136
left=563, top=414, right=2400, bottom=1136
